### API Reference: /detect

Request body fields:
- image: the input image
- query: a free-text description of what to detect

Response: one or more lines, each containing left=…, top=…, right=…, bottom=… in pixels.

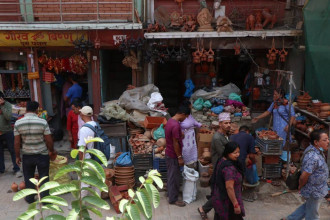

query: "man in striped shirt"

left=14, top=101, right=57, bottom=204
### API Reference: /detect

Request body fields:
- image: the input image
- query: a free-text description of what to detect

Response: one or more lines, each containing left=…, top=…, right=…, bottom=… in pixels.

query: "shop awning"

left=304, top=0, right=330, bottom=102
left=144, top=30, right=303, bottom=39
left=0, top=23, right=142, bottom=31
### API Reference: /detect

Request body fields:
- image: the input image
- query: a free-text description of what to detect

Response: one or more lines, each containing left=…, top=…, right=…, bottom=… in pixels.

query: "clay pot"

left=11, top=182, right=18, bottom=192
left=114, top=166, right=134, bottom=171
left=144, top=130, right=152, bottom=139
left=200, top=172, right=210, bottom=187
left=201, top=62, right=209, bottom=72
left=156, top=138, right=166, bottom=147
left=320, top=105, right=330, bottom=111
left=202, top=148, right=211, bottom=161
left=19, top=181, right=25, bottom=190
left=104, top=169, right=115, bottom=180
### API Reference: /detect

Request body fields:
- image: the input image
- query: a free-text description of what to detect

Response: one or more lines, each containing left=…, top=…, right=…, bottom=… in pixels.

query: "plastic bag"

left=182, top=165, right=199, bottom=204
left=193, top=98, right=204, bottom=111
left=245, top=164, right=259, bottom=185
left=228, top=92, right=242, bottom=102
left=184, top=79, right=195, bottom=98
left=211, top=105, right=224, bottom=114
left=147, top=92, right=163, bottom=109
left=203, top=100, right=212, bottom=108
left=153, top=124, right=165, bottom=140
left=115, top=152, right=133, bottom=167
left=49, top=155, right=71, bottom=184
left=99, top=103, right=129, bottom=121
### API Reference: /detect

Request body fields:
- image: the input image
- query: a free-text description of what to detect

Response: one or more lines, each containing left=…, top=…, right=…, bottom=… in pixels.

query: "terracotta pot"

left=11, top=182, right=18, bottom=192
left=156, top=138, right=166, bottom=147
left=320, top=105, right=330, bottom=111
left=144, top=130, right=152, bottom=139
left=200, top=172, right=210, bottom=187
left=104, top=169, right=115, bottom=180
left=202, top=148, right=211, bottom=161
left=114, top=166, right=134, bottom=171
left=201, top=62, right=209, bottom=72
left=19, top=181, right=25, bottom=190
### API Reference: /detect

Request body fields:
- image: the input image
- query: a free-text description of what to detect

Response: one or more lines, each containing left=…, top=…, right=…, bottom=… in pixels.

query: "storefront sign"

left=0, top=31, right=87, bottom=47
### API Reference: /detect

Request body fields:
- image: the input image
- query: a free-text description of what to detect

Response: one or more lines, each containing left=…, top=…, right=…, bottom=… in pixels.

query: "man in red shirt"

left=165, top=105, right=190, bottom=207
left=67, top=100, right=83, bottom=149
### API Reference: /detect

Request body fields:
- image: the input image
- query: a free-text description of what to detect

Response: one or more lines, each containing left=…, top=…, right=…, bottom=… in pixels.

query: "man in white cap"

left=77, top=106, right=96, bottom=160
left=198, top=112, right=231, bottom=220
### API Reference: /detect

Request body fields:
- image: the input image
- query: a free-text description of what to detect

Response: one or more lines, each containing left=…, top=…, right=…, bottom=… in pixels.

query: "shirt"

left=14, top=113, right=51, bottom=155
left=230, top=131, right=255, bottom=164
left=67, top=110, right=79, bottom=133
left=211, top=132, right=229, bottom=167
left=78, top=121, right=97, bottom=159
left=300, top=145, right=329, bottom=199
left=66, top=83, right=82, bottom=103
left=0, top=101, right=12, bottom=133
left=165, top=118, right=183, bottom=159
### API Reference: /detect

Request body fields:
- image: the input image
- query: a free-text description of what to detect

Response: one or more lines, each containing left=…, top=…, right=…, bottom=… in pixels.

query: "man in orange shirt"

left=67, top=100, right=83, bottom=149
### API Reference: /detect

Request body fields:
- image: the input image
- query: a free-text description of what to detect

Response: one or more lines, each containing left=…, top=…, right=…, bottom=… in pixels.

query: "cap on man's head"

left=218, top=112, right=231, bottom=122
left=79, top=106, right=93, bottom=116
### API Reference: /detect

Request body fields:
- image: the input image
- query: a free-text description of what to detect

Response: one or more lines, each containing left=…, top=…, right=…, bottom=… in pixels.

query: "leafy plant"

left=108, top=169, right=163, bottom=220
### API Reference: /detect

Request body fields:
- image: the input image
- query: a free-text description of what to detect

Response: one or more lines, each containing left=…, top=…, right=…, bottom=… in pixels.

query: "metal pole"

left=286, top=71, right=293, bottom=178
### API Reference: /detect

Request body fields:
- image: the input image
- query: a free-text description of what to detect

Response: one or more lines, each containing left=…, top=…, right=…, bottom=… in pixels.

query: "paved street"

left=0, top=138, right=329, bottom=220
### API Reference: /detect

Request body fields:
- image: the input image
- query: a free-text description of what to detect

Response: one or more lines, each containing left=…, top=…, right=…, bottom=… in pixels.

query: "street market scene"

left=0, top=0, right=329, bottom=219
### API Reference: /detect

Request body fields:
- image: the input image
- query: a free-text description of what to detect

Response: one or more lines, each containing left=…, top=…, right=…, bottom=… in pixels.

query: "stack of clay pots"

left=319, top=103, right=330, bottom=119
left=308, top=101, right=322, bottom=115
left=297, top=92, right=312, bottom=110
left=114, top=166, right=135, bottom=188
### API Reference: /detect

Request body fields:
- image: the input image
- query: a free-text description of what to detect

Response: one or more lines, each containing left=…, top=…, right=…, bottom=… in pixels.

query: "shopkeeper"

left=252, top=89, right=295, bottom=159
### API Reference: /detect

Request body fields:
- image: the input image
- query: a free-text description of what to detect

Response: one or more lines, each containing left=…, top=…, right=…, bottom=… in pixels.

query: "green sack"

left=153, top=124, right=165, bottom=140
left=193, top=98, right=204, bottom=111
left=203, top=100, right=212, bottom=108
left=228, top=93, right=242, bottom=102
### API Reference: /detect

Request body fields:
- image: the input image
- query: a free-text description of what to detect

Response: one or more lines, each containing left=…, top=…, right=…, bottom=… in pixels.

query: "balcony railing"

left=0, top=0, right=135, bottom=23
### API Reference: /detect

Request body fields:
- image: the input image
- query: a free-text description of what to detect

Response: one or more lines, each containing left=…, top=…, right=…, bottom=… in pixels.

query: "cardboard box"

left=197, top=141, right=211, bottom=158
left=199, top=133, right=214, bottom=143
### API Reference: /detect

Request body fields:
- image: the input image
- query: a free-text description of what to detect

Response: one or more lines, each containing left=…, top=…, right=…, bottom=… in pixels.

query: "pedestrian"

left=211, top=141, right=245, bottom=220
left=229, top=122, right=239, bottom=135
left=0, top=92, right=22, bottom=177
left=198, top=112, right=231, bottom=220
left=65, top=75, right=82, bottom=105
left=165, top=105, right=190, bottom=207
left=180, top=100, right=202, bottom=169
left=67, top=99, right=83, bottom=149
left=14, top=101, right=57, bottom=203
left=282, top=129, right=329, bottom=220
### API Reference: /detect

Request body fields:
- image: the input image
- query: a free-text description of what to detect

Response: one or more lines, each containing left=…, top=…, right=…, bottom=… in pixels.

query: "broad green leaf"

left=150, top=175, right=163, bottom=189
left=86, top=206, right=103, bottom=217
left=148, top=169, right=160, bottom=177
left=81, top=207, right=91, bottom=219
left=82, top=196, right=110, bottom=210
left=139, top=176, right=146, bottom=184
left=86, top=149, right=107, bottom=167
left=13, top=189, right=38, bottom=201
left=66, top=208, right=79, bottom=220
left=40, top=196, right=68, bottom=206
left=145, top=183, right=160, bottom=208
left=71, top=200, right=80, bottom=210
left=27, top=202, right=37, bottom=210
left=82, top=168, right=95, bottom=177
left=17, top=209, right=39, bottom=220
left=81, top=187, right=101, bottom=198
left=78, top=145, right=85, bottom=153
left=119, top=199, right=129, bottom=213
left=50, top=184, right=79, bottom=196
left=44, top=214, right=66, bottom=220
left=38, top=176, right=48, bottom=185
left=70, top=149, right=79, bottom=159
left=128, top=189, right=135, bottom=198
left=42, top=204, right=64, bottom=213
left=71, top=190, right=79, bottom=199
left=81, top=176, right=108, bottom=192
left=84, top=159, right=106, bottom=181
left=127, top=204, right=141, bottom=220
left=85, top=137, right=104, bottom=144
left=136, top=189, right=152, bottom=219
left=29, top=178, right=38, bottom=186
left=54, top=164, right=81, bottom=180
left=133, top=198, right=148, bottom=219
left=145, top=178, right=153, bottom=184
left=39, top=181, right=60, bottom=193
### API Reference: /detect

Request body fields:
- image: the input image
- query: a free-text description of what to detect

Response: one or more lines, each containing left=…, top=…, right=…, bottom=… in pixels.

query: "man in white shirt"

left=78, top=106, right=97, bottom=160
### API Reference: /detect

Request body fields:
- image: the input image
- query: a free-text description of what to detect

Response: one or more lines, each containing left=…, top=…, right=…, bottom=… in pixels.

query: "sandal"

left=197, top=207, right=208, bottom=220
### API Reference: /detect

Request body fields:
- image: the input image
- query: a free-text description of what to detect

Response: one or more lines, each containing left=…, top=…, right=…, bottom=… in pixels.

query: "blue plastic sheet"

left=184, top=79, right=195, bottom=98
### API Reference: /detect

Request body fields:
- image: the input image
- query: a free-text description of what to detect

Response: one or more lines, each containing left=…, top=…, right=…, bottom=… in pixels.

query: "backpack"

left=82, top=122, right=111, bottom=163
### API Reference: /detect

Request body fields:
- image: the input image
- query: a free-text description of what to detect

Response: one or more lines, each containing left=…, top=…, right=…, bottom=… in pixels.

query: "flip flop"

left=197, top=207, right=208, bottom=220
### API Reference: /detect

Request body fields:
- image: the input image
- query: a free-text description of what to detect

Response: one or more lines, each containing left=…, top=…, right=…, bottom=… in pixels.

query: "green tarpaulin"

left=304, top=1, right=330, bottom=102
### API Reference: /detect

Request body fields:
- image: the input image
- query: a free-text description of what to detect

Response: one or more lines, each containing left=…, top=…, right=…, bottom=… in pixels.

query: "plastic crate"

left=262, top=163, right=282, bottom=179
left=129, top=145, right=153, bottom=170
left=153, top=150, right=167, bottom=172
left=262, top=155, right=281, bottom=164
left=256, top=134, right=283, bottom=155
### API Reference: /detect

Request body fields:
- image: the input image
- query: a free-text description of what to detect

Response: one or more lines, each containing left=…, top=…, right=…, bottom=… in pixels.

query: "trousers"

left=0, top=131, right=20, bottom=172
left=166, top=156, right=181, bottom=203
left=287, top=197, right=323, bottom=220
left=23, top=154, right=50, bottom=203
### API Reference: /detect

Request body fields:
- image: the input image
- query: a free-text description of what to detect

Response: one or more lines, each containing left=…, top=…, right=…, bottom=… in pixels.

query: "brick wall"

left=32, top=0, right=132, bottom=22
left=154, top=0, right=287, bottom=26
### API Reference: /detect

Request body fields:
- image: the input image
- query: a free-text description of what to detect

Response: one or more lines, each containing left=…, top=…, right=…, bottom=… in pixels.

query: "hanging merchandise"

left=234, top=39, right=241, bottom=55
left=207, top=41, right=214, bottom=63
left=279, top=39, right=288, bottom=63
left=43, top=72, right=56, bottom=83
left=267, top=38, right=279, bottom=65
left=184, top=79, right=195, bottom=98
